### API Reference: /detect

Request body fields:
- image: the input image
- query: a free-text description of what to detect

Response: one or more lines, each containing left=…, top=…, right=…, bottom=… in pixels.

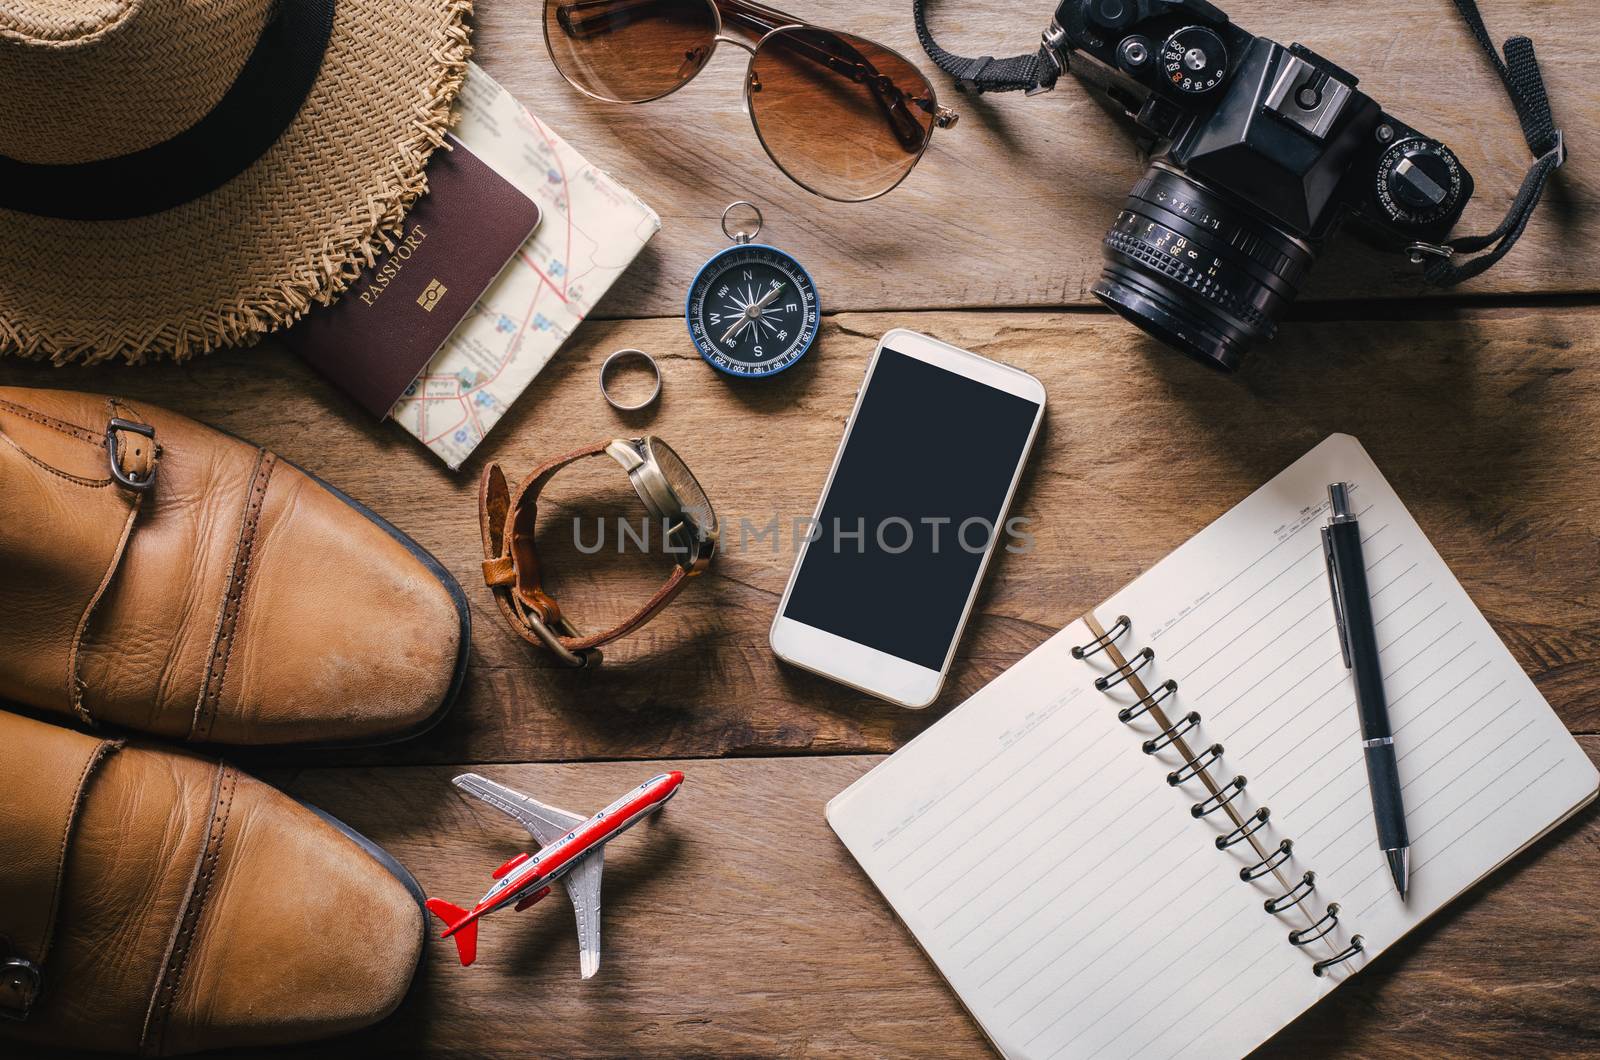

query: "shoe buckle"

left=106, top=417, right=158, bottom=493
left=0, top=956, right=41, bottom=1021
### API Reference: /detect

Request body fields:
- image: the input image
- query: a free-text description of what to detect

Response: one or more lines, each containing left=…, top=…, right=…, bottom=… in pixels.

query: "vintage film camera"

left=1047, top=0, right=1475, bottom=370
left=916, top=0, right=1565, bottom=374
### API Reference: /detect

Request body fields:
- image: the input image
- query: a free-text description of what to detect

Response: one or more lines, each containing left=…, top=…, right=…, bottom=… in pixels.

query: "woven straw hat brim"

left=0, top=0, right=472, bottom=364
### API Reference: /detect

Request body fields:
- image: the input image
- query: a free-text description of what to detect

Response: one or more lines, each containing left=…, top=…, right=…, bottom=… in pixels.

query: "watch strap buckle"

left=520, top=606, right=601, bottom=669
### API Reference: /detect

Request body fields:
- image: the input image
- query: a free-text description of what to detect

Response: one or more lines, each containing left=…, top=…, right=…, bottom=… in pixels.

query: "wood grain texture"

left=2, top=305, right=1594, bottom=766
left=6, top=4, right=1599, bottom=1056
left=469, top=0, right=1599, bottom=317
left=80, top=741, right=1583, bottom=1058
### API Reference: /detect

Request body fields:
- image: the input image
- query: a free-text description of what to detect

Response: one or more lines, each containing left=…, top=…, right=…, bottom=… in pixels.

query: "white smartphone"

left=769, top=329, right=1046, bottom=708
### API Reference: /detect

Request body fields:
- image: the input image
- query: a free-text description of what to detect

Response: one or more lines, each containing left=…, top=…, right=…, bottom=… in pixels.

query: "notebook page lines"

left=906, top=695, right=1310, bottom=1058
left=1352, top=749, right=1573, bottom=918
left=828, top=624, right=1305, bottom=1060
left=1339, top=734, right=1551, bottom=903
left=1148, top=496, right=1365, bottom=662
left=1193, top=547, right=1445, bottom=771
left=891, top=707, right=1155, bottom=935
left=827, top=435, right=1596, bottom=1060
left=996, top=846, right=1285, bottom=1060
left=955, top=649, right=1323, bottom=1058
left=1145, top=493, right=1584, bottom=952
left=935, top=765, right=1170, bottom=945
left=1098, top=434, right=1596, bottom=970
left=1146, top=934, right=1300, bottom=1060
left=857, top=679, right=1093, bottom=864
left=954, top=761, right=1294, bottom=1060
left=896, top=714, right=1132, bottom=896
left=1261, top=679, right=1525, bottom=876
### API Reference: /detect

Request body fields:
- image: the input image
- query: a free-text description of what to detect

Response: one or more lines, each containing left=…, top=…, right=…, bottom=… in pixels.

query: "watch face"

left=646, top=437, right=717, bottom=540
left=686, top=244, right=818, bottom=378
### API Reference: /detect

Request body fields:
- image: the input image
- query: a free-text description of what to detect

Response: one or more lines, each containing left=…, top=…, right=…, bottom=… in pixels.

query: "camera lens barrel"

left=1091, top=163, right=1318, bottom=372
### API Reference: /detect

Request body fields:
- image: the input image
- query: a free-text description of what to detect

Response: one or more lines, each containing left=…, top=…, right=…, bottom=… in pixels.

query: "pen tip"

left=1386, top=847, right=1410, bottom=900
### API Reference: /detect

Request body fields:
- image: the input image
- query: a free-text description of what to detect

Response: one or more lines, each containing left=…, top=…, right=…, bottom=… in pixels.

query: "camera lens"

left=1091, top=163, right=1317, bottom=372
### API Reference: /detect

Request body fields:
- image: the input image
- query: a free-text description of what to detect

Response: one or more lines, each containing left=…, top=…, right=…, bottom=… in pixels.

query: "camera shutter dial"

left=1159, top=27, right=1227, bottom=94
left=1375, top=139, right=1464, bottom=225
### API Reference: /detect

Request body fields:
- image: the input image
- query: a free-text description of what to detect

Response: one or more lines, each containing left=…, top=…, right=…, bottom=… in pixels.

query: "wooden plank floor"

left=8, top=306, right=1597, bottom=1057
left=6, top=0, right=1600, bottom=1055
left=249, top=744, right=1593, bottom=1059
left=473, top=0, right=1600, bottom=316
left=16, top=308, right=1596, bottom=768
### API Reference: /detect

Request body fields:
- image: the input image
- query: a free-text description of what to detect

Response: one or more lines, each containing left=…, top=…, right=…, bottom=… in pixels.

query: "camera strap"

left=1415, top=0, right=1564, bottom=285
left=912, top=0, right=1565, bottom=284
left=911, top=0, right=1061, bottom=95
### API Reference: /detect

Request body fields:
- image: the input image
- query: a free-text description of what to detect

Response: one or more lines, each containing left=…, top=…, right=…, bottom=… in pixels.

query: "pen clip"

left=1322, top=526, right=1352, bottom=669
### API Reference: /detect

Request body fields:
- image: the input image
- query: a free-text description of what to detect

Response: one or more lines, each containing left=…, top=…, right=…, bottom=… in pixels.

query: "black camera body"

left=1055, top=0, right=1476, bottom=370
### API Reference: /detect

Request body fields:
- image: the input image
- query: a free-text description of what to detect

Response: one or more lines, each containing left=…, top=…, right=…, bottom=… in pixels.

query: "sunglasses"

left=543, top=0, right=958, bottom=201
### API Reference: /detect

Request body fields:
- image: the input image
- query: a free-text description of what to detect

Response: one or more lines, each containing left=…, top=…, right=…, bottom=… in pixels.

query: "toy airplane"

left=426, top=770, right=684, bottom=978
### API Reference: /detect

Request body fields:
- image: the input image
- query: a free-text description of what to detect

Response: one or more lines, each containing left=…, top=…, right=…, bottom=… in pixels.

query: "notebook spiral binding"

left=1072, top=615, right=1366, bottom=978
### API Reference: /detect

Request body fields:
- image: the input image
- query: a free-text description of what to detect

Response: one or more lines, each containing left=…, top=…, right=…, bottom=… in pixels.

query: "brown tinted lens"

left=748, top=27, right=937, bottom=200
left=544, top=0, right=718, bottom=103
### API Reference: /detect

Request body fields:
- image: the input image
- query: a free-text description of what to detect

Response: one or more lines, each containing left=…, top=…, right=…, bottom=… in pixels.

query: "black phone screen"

left=781, top=347, right=1040, bottom=669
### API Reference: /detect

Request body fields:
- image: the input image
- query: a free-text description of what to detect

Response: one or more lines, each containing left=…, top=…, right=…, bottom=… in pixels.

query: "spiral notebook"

left=827, top=433, right=1597, bottom=1060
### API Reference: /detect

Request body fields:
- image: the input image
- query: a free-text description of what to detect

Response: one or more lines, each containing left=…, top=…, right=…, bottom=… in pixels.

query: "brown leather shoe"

left=0, top=386, right=468, bottom=745
left=0, top=709, right=424, bottom=1054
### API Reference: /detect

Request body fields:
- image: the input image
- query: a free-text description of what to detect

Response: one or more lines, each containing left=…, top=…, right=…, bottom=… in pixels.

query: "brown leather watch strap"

left=564, top=565, right=690, bottom=652
left=478, top=441, right=694, bottom=666
left=0, top=710, right=120, bottom=1021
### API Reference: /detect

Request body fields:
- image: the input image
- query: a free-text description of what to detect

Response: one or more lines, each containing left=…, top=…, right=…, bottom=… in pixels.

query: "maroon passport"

left=288, top=136, right=541, bottom=417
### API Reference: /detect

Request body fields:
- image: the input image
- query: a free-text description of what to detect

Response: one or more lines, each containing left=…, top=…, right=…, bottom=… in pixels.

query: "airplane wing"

left=560, top=848, right=604, bottom=980
left=452, top=773, right=585, bottom=848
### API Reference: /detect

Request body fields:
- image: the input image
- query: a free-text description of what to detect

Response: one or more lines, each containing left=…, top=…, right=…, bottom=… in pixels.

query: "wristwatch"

left=479, top=437, right=718, bottom=666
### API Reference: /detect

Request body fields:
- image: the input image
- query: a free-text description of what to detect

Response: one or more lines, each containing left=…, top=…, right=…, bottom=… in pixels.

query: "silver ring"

left=599, top=348, right=661, bottom=411
left=720, top=201, right=763, bottom=244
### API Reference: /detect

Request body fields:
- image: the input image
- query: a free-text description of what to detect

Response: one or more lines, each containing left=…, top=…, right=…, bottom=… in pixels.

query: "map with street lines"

left=389, top=64, right=660, bottom=469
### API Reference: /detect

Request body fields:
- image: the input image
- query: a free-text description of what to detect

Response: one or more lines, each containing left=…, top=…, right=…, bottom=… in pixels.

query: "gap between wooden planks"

left=471, top=0, right=1599, bottom=317
left=3, top=305, right=1594, bottom=768
left=111, top=742, right=1586, bottom=1059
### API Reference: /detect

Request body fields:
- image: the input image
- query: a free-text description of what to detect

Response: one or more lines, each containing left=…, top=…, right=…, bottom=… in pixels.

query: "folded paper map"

left=389, top=63, right=661, bottom=469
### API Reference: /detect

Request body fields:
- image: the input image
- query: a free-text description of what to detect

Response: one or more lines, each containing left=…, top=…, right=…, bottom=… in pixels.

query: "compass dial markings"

left=687, top=244, right=819, bottom=378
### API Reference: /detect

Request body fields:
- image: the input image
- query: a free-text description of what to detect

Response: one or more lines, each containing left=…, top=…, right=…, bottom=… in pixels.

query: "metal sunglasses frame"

left=541, top=0, right=958, bottom=201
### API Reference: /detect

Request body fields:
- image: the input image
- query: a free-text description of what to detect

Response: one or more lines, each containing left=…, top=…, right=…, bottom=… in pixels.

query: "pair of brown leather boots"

left=0, top=388, right=470, bottom=1055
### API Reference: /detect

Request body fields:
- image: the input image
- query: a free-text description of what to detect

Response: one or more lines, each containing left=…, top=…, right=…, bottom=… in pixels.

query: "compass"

left=685, top=202, right=819, bottom=379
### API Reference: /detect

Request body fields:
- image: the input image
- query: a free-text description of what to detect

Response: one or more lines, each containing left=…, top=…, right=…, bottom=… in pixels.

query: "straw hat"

left=0, top=0, right=472, bottom=363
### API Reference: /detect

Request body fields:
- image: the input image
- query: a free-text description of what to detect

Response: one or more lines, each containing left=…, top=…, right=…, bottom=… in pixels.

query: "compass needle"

left=720, top=316, right=752, bottom=345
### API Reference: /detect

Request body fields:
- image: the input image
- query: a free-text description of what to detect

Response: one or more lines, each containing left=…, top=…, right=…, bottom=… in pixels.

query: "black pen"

left=1322, top=482, right=1411, bottom=899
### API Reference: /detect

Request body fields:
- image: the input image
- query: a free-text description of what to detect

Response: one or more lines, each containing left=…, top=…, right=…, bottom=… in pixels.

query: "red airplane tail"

left=425, top=898, right=479, bottom=967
